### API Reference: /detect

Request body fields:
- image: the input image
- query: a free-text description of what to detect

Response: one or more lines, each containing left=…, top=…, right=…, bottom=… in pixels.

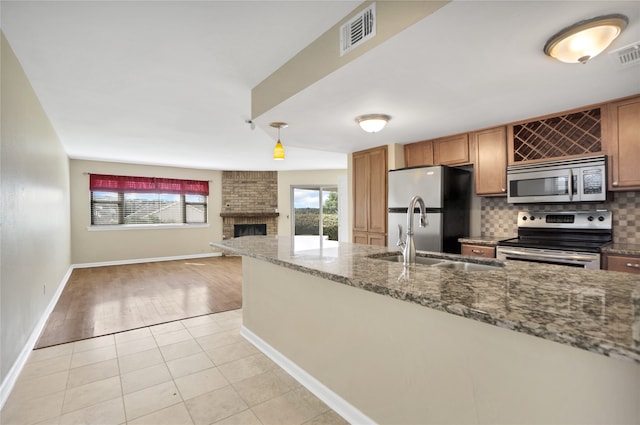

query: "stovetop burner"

left=498, top=237, right=610, bottom=253
left=497, top=210, right=612, bottom=253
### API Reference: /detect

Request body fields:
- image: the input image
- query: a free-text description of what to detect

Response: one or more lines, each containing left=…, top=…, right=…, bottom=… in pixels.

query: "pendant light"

left=544, top=14, right=628, bottom=64
left=355, top=114, right=391, bottom=133
left=270, top=122, right=288, bottom=160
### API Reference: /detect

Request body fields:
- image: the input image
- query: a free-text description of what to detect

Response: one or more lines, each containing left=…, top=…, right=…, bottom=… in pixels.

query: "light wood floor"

left=35, top=256, right=242, bottom=349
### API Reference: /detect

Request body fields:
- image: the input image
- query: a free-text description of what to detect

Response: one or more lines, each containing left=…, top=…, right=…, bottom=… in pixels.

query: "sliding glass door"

left=292, top=186, right=339, bottom=245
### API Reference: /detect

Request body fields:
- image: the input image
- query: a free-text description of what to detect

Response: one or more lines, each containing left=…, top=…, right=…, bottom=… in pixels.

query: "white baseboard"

left=0, top=265, right=73, bottom=410
left=73, top=252, right=223, bottom=269
left=240, top=326, right=375, bottom=425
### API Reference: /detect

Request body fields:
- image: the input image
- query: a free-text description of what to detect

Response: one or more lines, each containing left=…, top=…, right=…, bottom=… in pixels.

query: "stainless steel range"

left=496, top=210, right=612, bottom=270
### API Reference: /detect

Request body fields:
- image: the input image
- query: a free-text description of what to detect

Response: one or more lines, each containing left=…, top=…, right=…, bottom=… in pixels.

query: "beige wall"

left=277, top=169, right=347, bottom=237
left=242, top=257, right=640, bottom=424
left=70, top=160, right=223, bottom=264
left=388, top=143, right=405, bottom=171
left=1, top=33, right=72, bottom=384
left=71, top=164, right=350, bottom=264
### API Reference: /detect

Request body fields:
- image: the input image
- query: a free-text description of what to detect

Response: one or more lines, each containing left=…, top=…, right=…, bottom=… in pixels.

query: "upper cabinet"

left=507, top=106, right=604, bottom=165
left=433, top=134, right=471, bottom=166
left=604, top=95, right=640, bottom=190
left=398, top=94, right=636, bottom=197
left=404, top=140, right=434, bottom=168
left=472, top=126, right=507, bottom=196
left=404, top=133, right=472, bottom=168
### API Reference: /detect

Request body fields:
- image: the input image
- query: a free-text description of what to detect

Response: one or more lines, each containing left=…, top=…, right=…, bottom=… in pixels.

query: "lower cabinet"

left=604, top=254, right=640, bottom=274
left=368, top=233, right=387, bottom=247
left=461, top=244, right=496, bottom=258
left=354, top=232, right=386, bottom=247
left=353, top=232, right=368, bottom=245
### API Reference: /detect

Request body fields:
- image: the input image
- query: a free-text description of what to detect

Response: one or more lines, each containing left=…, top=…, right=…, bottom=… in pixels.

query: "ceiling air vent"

left=609, top=41, right=640, bottom=67
left=340, top=3, right=376, bottom=56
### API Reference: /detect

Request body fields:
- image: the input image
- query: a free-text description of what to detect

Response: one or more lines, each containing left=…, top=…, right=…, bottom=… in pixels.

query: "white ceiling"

left=2, top=1, right=640, bottom=171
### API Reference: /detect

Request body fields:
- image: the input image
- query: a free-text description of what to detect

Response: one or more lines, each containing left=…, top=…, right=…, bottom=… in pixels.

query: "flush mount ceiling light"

left=270, top=122, right=288, bottom=160
left=355, top=114, right=391, bottom=133
left=544, top=14, right=628, bottom=64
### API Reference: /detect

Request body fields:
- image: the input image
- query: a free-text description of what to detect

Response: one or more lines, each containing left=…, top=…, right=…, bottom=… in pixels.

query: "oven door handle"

left=568, top=169, right=573, bottom=201
left=498, top=249, right=595, bottom=262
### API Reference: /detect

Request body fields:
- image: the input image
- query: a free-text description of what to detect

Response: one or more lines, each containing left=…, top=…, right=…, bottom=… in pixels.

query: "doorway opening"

left=291, top=186, right=339, bottom=248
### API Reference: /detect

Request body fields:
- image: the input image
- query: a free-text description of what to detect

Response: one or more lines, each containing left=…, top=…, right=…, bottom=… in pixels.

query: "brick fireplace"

left=220, top=171, right=279, bottom=239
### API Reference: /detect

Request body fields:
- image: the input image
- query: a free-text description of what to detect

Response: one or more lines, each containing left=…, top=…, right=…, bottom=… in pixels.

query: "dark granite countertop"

left=458, top=235, right=514, bottom=246
left=602, top=243, right=640, bottom=256
left=210, top=236, right=640, bottom=363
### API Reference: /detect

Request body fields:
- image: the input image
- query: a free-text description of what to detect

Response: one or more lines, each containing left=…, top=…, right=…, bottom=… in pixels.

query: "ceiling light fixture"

left=270, top=122, right=288, bottom=160
left=544, top=14, right=628, bottom=64
left=355, top=114, right=391, bottom=133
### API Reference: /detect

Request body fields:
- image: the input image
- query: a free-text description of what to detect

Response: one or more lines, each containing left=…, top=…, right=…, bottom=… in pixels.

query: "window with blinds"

left=90, top=174, right=208, bottom=226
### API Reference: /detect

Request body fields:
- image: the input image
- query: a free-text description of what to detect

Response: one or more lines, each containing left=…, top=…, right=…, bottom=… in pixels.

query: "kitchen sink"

left=432, top=261, right=500, bottom=272
left=372, top=255, right=445, bottom=266
left=369, top=253, right=503, bottom=271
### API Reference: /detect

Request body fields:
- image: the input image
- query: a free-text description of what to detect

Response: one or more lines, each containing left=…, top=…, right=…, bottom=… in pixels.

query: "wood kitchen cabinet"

left=399, top=95, right=636, bottom=196
left=404, top=133, right=472, bottom=168
left=605, top=95, right=640, bottom=190
left=433, top=133, right=471, bottom=166
left=353, top=146, right=387, bottom=245
left=353, top=232, right=368, bottom=245
left=353, top=232, right=387, bottom=246
left=367, top=233, right=387, bottom=247
left=461, top=244, right=496, bottom=258
left=507, top=106, right=604, bottom=165
left=472, top=126, right=507, bottom=196
left=404, top=140, right=434, bottom=167
left=604, top=254, right=640, bottom=275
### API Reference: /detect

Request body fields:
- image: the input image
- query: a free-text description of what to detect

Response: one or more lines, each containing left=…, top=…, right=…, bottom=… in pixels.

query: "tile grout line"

left=5, top=310, right=344, bottom=425
left=114, top=339, right=128, bottom=425
left=173, top=314, right=254, bottom=425
left=58, top=349, right=72, bottom=424
left=152, top=320, right=194, bottom=425
left=167, top=319, right=195, bottom=425
left=53, top=350, right=73, bottom=423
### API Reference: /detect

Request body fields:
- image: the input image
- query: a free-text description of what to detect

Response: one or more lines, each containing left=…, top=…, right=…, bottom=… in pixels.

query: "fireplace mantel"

left=220, top=212, right=279, bottom=218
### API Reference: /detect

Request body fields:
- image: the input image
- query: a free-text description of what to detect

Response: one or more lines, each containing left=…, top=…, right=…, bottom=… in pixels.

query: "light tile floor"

left=1, top=309, right=349, bottom=425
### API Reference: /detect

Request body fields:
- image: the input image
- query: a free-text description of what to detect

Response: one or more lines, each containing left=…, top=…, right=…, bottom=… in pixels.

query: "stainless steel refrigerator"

left=388, top=165, right=470, bottom=254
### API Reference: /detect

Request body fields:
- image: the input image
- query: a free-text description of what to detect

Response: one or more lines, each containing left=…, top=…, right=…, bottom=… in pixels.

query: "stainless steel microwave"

left=507, top=155, right=607, bottom=204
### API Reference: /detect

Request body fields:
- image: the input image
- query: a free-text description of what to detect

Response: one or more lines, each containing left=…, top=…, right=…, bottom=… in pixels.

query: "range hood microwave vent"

left=609, top=41, right=640, bottom=67
left=340, top=3, right=376, bottom=56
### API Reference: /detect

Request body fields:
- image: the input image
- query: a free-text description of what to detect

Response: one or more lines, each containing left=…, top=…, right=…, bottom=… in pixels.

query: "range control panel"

left=517, top=210, right=612, bottom=230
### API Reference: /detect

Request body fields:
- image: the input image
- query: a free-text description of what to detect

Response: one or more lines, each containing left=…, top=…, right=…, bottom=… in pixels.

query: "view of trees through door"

left=292, top=186, right=339, bottom=243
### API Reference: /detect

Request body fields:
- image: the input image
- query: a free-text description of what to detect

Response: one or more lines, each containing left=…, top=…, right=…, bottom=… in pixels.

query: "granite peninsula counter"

left=211, top=236, right=640, bottom=424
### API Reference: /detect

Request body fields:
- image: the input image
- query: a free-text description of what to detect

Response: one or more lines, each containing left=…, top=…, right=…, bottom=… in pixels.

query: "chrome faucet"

left=397, top=195, right=428, bottom=266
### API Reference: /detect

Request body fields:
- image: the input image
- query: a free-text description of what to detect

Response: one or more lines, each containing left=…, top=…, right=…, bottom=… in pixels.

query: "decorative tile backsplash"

left=481, top=191, right=640, bottom=244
